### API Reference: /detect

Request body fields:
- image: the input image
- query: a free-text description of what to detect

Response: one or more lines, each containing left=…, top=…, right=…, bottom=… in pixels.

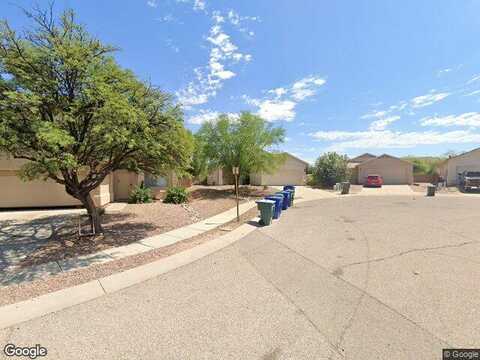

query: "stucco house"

left=206, top=153, right=309, bottom=186
left=349, top=153, right=413, bottom=185
left=206, top=168, right=235, bottom=186
left=250, top=153, right=308, bottom=186
left=437, top=147, right=480, bottom=186
left=0, top=155, right=189, bottom=208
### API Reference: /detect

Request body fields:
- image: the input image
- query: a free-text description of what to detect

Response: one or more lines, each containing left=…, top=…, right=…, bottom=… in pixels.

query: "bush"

left=163, top=186, right=188, bottom=204
left=306, top=173, right=315, bottom=186
left=128, top=182, right=153, bottom=204
left=313, top=152, right=349, bottom=188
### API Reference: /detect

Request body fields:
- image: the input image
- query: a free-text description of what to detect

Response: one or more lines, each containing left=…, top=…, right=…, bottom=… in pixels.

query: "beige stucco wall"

left=250, top=155, right=307, bottom=186
left=358, top=156, right=413, bottom=185
left=207, top=168, right=223, bottom=186
left=0, top=155, right=114, bottom=208
left=443, top=149, right=480, bottom=186
left=206, top=168, right=234, bottom=186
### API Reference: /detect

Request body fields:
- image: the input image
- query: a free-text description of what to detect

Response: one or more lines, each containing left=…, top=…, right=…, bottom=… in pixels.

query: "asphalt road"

left=2, top=195, right=480, bottom=359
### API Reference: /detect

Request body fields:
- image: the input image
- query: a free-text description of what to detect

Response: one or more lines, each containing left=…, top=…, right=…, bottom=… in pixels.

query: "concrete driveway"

left=2, top=196, right=479, bottom=359
left=358, top=184, right=415, bottom=196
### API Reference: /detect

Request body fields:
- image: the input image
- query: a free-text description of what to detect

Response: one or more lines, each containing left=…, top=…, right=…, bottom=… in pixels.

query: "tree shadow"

left=3, top=212, right=159, bottom=269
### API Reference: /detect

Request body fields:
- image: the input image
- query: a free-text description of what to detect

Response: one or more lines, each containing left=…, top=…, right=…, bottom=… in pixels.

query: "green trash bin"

left=256, top=199, right=275, bottom=226
left=340, top=182, right=350, bottom=195
left=427, top=184, right=436, bottom=197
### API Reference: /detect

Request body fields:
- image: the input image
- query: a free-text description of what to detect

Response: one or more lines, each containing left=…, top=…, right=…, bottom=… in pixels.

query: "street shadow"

left=247, top=220, right=263, bottom=228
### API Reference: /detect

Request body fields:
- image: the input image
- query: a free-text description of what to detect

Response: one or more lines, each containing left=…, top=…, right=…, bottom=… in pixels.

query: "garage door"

left=379, top=166, right=410, bottom=185
left=359, top=165, right=410, bottom=185
left=261, top=170, right=306, bottom=185
left=0, top=173, right=79, bottom=208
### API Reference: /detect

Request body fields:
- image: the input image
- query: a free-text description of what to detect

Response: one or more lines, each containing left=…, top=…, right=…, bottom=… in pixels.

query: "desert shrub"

left=313, top=152, right=349, bottom=188
left=306, top=173, right=315, bottom=186
left=163, top=186, right=188, bottom=204
left=128, top=182, right=153, bottom=204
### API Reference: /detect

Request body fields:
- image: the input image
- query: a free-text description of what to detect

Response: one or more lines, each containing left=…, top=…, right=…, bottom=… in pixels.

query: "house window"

left=144, top=174, right=168, bottom=187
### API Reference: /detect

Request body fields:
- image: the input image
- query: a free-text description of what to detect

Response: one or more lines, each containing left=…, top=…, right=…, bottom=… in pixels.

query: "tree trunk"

left=79, top=193, right=103, bottom=234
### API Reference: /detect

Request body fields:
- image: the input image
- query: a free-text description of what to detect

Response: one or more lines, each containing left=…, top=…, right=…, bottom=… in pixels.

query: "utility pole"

left=233, top=166, right=240, bottom=222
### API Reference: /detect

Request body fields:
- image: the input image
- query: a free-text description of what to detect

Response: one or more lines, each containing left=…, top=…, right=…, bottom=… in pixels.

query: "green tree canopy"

left=313, top=152, right=349, bottom=187
left=196, top=112, right=286, bottom=186
left=0, top=7, right=193, bottom=233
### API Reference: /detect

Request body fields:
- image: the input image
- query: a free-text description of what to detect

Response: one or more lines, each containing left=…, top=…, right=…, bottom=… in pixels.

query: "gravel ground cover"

left=6, top=186, right=274, bottom=268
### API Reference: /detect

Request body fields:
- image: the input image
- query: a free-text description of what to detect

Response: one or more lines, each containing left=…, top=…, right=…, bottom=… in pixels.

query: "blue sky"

left=3, top=0, right=480, bottom=162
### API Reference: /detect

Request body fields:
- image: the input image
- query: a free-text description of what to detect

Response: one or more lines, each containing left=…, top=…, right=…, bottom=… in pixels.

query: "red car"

left=365, top=174, right=383, bottom=187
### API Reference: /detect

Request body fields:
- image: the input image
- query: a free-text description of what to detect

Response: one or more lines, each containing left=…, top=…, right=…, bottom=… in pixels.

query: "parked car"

left=458, top=171, right=480, bottom=191
left=365, top=174, right=383, bottom=187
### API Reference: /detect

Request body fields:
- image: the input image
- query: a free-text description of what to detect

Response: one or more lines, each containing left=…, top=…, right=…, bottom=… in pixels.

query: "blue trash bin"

left=276, top=191, right=290, bottom=210
left=285, top=189, right=294, bottom=206
left=265, top=195, right=282, bottom=219
left=283, top=185, right=295, bottom=202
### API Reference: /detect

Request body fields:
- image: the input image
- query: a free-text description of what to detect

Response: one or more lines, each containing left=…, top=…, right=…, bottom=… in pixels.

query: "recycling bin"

left=256, top=199, right=275, bottom=225
left=276, top=191, right=290, bottom=210
left=427, top=184, right=436, bottom=197
left=265, top=195, right=283, bottom=219
left=285, top=189, right=294, bottom=206
left=283, top=185, right=295, bottom=201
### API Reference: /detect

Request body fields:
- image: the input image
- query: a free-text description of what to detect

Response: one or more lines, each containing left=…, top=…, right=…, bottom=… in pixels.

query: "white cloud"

left=411, top=91, right=450, bottom=108
left=215, top=70, right=236, bottom=80
left=291, top=77, right=326, bottom=101
left=226, top=10, right=259, bottom=35
left=176, top=10, right=252, bottom=107
left=188, top=110, right=219, bottom=124
left=174, top=0, right=206, bottom=12
left=421, top=112, right=480, bottom=128
left=369, top=115, right=400, bottom=131
left=147, top=0, right=158, bottom=7
left=464, top=90, right=480, bottom=97
left=268, top=87, right=287, bottom=99
left=437, top=68, right=452, bottom=77
left=311, top=129, right=480, bottom=151
left=243, top=75, right=326, bottom=122
left=467, top=74, right=480, bottom=85
left=193, top=0, right=206, bottom=12
left=253, top=99, right=296, bottom=122
left=188, top=110, right=240, bottom=124
left=361, top=110, right=388, bottom=119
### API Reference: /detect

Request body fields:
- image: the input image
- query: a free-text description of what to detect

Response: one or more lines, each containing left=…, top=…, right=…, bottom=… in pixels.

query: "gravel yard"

left=3, top=186, right=274, bottom=269
left=0, top=207, right=260, bottom=306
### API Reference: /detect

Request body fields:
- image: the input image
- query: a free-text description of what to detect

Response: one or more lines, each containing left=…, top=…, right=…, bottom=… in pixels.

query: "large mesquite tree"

left=0, top=7, right=193, bottom=233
